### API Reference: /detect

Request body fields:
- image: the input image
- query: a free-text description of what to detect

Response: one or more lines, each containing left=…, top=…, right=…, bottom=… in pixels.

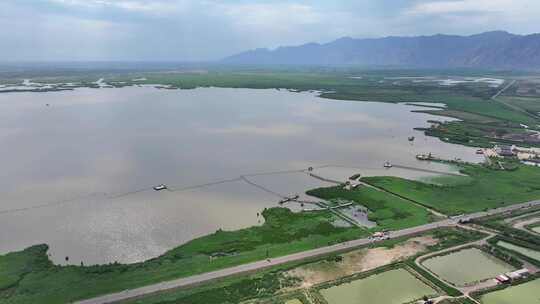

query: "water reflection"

left=0, top=87, right=482, bottom=264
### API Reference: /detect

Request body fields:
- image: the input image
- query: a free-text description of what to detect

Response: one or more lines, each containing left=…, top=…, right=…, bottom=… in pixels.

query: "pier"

left=307, top=173, right=343, bottom=185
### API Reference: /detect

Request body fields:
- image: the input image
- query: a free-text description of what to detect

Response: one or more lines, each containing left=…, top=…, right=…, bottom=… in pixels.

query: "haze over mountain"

left=223, top=31, right=540, bottom=69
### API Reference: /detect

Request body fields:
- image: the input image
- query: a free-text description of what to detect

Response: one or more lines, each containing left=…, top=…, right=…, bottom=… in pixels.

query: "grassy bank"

left=362, top=164, right=540, bottom=215
left=0, top=208, right=363, bottom=304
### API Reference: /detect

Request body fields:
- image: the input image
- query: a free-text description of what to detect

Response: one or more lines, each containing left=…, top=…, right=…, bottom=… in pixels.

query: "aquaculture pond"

left=496, top=241, right=540, bottom=261
left=479, top=279, right=540, bottom=304
left=319, top=268, right=437, bottom=304
left=421, top=248, right=515, bottom=286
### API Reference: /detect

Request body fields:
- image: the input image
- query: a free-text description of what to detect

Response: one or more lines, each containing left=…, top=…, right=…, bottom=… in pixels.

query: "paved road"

left=491, top=80, right=516, bottom=100
left=75, top=200, right=540, bottom=304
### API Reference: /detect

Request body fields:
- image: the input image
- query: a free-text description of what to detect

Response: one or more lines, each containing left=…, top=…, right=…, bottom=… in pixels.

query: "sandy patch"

left=285, top=236, right=438, bottom=288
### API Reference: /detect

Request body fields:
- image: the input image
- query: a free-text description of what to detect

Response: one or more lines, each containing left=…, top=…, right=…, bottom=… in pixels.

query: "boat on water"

left=408, top=136, right=415, bottom=142
left=476, top=149, right=484, bottom=155
left=383, top=161, right=393, bottom=168
left=416, top=153, right=433, bottom=161
left=153, top=184, right=168, bottom=191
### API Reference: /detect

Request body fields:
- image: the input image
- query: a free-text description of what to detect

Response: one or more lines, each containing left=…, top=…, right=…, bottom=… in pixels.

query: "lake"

left=0, top=86, right=482, bottom=265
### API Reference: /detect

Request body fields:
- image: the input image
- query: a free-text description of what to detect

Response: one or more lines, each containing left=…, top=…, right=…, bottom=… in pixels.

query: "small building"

left=517, top=152, right=537, bottom=160
left=522, top=159, right=540, bottom=167
left=416, top=153, right=433, bottom=161
left=495, top=145, right=516, bottom=157
left=496, top=274, right=511, bottom=284
left=372, top=232, right=384, bottom=238
left=506, top=268, right=530, bottom=280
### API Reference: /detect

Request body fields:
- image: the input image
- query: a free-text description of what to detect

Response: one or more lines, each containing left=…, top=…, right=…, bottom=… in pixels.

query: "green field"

left=421, top=248, right=515, bottom=286
left=498, top=96, right=540, bottom=116
left=363, top=164, right=540, bottom=215
left=319, top=268, right=437, bottom=304
left=479, top=279, right=540, bottom=304
left=306, top=186, right=433, bottom=230
left=0, top=208, right=363, bottom=304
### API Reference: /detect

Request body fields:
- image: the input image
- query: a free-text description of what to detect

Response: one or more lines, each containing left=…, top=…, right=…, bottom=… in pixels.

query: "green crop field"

left=362, top=164, right=540, bottom=215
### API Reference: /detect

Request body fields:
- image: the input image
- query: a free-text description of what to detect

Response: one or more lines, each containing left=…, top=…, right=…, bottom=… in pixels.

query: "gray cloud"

left=0, top=0, right=539, bottom=61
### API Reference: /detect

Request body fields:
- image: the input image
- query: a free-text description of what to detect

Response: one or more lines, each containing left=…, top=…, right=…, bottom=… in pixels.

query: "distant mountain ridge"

left=222, top=31, right=540, bottom=69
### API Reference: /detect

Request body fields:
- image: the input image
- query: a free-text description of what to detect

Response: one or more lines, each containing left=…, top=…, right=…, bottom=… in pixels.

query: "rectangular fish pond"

left=479, top=279, right=540, bottom=304
left=319, top=268, right=437, bottom=304
left=421, top=248, right=515, bottom=286
left=496, top=240, right=540, bottom=262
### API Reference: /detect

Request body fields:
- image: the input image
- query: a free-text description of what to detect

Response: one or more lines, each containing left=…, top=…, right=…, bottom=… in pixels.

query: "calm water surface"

left=480, top=279, right=540, bottom=304
left=320, top=268, right=436, bottom=304
left=0, top=87, right=482, bottom=264
left=496, top=241, right=540, bottom=261
left=422, top=248, right=515, bottom=286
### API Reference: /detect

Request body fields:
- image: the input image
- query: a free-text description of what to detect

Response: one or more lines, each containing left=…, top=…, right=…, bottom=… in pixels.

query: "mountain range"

left=222, top=31, right=540, bottom=69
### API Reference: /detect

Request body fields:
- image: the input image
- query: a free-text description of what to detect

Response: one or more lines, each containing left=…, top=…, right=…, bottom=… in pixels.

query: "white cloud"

left=398, top=0, right=540, bottom=36
left=221, top=3, right=321, bottom=28
left=406, top=0, right=539, bottom=18
left=1, top=0, right=539, bottom=61
left=48, top=0, right=183, bottom=15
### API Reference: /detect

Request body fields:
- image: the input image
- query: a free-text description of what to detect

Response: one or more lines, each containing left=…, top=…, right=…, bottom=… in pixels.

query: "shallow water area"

left=0, top=86, right=483, bottom=264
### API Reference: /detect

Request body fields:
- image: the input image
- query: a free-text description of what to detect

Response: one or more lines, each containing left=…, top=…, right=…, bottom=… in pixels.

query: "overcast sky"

left=1, top=0, right=539, bottom=62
